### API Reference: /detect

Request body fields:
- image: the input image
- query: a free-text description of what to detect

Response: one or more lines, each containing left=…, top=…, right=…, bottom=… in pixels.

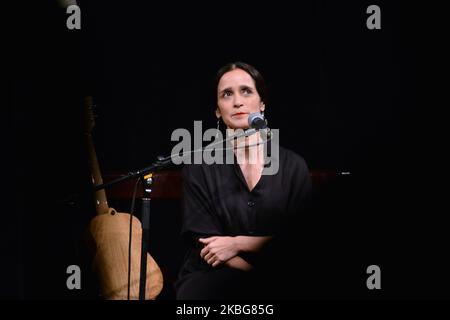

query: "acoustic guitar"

left=83, top=96, right=163, bottom=299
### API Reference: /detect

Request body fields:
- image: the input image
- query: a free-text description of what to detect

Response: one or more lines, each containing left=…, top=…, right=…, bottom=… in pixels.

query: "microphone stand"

left=91, top=127, right=264, bottom=193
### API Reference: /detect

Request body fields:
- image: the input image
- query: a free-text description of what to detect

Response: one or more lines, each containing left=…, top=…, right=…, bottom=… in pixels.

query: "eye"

left=222, top=90, right=232, bottom=98
left=242, top=88, right=253, bottom=95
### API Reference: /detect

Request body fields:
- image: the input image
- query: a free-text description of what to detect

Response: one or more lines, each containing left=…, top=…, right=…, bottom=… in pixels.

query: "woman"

left=175, top=61, right=312, bottom=300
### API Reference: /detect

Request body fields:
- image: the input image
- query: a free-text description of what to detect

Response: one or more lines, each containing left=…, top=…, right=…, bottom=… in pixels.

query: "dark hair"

left=214, top=61, right=267, bottom=104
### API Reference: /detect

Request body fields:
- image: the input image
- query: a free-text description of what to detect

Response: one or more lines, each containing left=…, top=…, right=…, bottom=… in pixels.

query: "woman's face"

left=216, top=68, right=265, bottom=130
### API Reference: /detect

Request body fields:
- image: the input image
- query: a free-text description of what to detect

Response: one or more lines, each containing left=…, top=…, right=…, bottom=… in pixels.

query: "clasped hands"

left=199, top=236, right=239, bottom=268
left=199, top=235, right=271, bottom=271
left=199, top=236, right=254, bottom=271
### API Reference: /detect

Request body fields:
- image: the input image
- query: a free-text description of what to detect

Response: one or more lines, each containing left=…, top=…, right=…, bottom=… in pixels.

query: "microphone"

left=248, top=112, right=267, bottom=130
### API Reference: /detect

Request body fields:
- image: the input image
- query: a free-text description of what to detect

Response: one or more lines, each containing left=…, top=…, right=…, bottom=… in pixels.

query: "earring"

left=261, top=102, right=266, bottom=120
left=261, top=110, right=268, bottom=126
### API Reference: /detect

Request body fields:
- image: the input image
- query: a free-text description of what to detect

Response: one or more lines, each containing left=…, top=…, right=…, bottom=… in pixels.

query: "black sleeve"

left=180, top=164, right=223, bottom=249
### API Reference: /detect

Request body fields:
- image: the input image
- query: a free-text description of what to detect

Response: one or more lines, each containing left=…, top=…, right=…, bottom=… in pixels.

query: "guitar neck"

left=83, top=96, right=110, bottom=215
left=85, top=134, right=110, bottom=215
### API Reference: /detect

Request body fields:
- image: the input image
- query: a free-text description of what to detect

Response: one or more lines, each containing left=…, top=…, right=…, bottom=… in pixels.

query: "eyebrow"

left=218, top=85, right=254, bottom=95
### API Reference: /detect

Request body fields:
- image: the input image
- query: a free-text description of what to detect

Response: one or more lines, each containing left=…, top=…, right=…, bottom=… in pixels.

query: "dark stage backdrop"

left=7, top=1, right=446, bottom=300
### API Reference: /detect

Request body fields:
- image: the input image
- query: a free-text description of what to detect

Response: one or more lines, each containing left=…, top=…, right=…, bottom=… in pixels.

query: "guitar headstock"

left=83, top=96, right=96, bottom=134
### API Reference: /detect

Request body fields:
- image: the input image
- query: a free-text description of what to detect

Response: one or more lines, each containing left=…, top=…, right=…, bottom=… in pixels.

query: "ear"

left=215, top=108, right=221, bottom=119
left=260, top=102, right=265, bottom=112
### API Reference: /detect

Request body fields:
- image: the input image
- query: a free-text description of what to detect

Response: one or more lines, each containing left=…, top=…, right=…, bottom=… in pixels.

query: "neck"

left=231, top=132, right=265, bottom=165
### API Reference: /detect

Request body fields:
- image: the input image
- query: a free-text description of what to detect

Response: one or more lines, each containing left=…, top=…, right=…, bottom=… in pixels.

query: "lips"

left=232, top=112, right=248, bottom=117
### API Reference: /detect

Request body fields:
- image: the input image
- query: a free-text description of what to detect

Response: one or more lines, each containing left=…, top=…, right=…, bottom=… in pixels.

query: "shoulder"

left=278, top=147, right=313, bottom=200
left=278, top=146, right=310, bottom=174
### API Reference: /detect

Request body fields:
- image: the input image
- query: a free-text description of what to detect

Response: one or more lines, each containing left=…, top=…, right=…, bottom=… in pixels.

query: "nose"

left=233, top=97, right=244, bottom=108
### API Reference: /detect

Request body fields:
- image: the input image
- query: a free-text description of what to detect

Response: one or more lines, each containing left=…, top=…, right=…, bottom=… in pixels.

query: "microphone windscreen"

left=248, top=112, right=267, bottom=129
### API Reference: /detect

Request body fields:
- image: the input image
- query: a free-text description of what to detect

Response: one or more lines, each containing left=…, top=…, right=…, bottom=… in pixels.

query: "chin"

left=226, top=120, right=249, bottom=130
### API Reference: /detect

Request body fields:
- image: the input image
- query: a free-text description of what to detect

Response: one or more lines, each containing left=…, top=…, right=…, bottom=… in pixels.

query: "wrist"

left=233, top=236, right=243, bottom=253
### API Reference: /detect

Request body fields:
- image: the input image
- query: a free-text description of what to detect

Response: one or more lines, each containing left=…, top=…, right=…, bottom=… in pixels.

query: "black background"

left=6, top=0, right=446, bottom=301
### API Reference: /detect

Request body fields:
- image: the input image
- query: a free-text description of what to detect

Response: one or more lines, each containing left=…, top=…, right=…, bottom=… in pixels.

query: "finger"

left=199, top=237, right=217, bottom=244
left=200, top=245, right=212, bottom=259
left=207, top=256, right=215, bottom=265
left=212, top=260, right=221, bottom=267
left=204, top=252, right=214, bottom=262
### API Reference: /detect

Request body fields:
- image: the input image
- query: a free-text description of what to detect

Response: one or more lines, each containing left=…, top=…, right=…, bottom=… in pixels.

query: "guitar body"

left=88, top=212, right=163, bottom=299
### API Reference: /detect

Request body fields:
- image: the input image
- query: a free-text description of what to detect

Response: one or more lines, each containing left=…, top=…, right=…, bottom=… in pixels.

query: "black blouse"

left=177, top=145, right=312, bottom=281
